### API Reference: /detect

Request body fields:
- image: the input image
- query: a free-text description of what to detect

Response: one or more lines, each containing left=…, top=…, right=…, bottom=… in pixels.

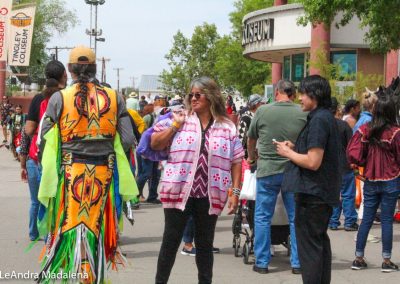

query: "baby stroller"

left=232, top=193, right=291, bottom=264
left=270, top=193, right=291, bottom=256
left=232, top=199, right=255, bottom=264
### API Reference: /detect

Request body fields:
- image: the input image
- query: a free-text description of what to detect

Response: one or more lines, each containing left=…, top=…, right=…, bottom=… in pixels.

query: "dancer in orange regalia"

left=37, top=46, right=138, bottom=283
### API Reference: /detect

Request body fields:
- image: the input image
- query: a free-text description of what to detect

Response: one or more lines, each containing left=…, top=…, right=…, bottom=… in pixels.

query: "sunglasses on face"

left=188, top=92, right=205, bottom=100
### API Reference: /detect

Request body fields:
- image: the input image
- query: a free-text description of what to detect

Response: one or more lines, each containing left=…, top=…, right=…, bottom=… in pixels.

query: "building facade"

left=242, top=2, right=400, bottom=86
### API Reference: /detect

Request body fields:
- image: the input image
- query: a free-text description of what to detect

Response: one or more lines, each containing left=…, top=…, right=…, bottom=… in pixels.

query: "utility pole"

left=129, top=76, right=138, bottom=89
left=85, top=0, right=106, bottom=56
left=46, top=47, right=73, bottom=61
left=113, top=68, right=123, bottom=94
left=97, top=57, right=110, bottom=83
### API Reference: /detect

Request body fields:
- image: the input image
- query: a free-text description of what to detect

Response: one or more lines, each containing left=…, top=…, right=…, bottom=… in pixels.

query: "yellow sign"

left=10, top=12, right=32, bottom=28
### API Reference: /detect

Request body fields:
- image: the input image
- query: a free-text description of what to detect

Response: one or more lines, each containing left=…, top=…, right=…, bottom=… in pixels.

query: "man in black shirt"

left=329, top=98, right=358, bottom=231
left=274, top=75, right=340, bottom=284
left=25, top=94, right=44, bottom=136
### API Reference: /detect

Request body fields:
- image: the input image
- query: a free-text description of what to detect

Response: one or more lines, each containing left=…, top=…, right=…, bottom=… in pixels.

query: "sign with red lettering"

left=0, top=0, right=12, bottom=61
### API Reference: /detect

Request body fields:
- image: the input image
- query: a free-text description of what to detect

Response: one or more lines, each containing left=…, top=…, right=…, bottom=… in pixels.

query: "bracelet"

left=232, top=187, right=241, bottom=197
left=248, top=159, right=256, bottom=165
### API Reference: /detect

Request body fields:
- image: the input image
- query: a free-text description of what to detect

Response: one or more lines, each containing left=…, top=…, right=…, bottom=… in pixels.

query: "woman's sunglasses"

left=188, top=92, right=205, bottom=100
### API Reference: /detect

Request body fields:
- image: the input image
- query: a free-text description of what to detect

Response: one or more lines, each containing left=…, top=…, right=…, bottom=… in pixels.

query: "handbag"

left=239, top=169, right=256, bottom=200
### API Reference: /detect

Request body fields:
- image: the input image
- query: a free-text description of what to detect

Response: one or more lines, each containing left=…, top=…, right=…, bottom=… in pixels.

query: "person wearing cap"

left=37, top=46, right=138, bottom=283
left=247, top=79, right=307, bottom=275
left=238, top=94, right=263, bottom=159
left=154, top=95, right=167, bottom=118
left=171, top=94, right=182, bottom=105
left=126, top=91, right=140, bottom=111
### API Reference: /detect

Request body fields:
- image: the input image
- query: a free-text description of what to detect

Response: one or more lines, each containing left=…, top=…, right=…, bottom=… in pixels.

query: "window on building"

left=283, top=56, right=291, bottom=80
left=330, top=51, right=357, bottom=80
left=291, top=54, right=305, bottom=82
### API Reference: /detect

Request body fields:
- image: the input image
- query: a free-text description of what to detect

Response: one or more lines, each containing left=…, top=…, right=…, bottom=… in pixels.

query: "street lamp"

left=84, top=0, right=105, bottom=56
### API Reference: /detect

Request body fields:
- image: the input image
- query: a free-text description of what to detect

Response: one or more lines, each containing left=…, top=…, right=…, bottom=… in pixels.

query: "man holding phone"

left=247, top=80, right=307, bottom=274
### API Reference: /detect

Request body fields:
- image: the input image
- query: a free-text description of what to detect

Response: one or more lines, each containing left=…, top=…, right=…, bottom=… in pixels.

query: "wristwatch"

left=248, top=159, right=256, bottom=165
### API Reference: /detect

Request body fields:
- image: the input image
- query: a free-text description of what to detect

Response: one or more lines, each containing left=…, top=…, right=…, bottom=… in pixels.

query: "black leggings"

left=155, top=198, right=218, bottom=284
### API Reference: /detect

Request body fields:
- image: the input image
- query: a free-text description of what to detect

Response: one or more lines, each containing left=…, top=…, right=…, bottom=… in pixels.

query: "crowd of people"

left=0, top=44, right=399, bottom=284
left=0, top=98, right=26, bottom=159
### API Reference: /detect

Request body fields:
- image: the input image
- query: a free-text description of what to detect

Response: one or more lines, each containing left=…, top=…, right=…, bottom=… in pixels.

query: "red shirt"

left=28, top=97, right=50, bottom=161
left=347, top=124, right=400, bottom=181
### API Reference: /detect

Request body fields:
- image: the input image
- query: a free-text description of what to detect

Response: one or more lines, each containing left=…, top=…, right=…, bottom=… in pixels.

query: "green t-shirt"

left=247, top=102, right=307, bottom=178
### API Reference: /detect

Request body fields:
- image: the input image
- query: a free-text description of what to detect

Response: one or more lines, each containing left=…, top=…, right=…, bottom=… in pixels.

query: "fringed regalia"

left=36, top=84, right=138, bottom=283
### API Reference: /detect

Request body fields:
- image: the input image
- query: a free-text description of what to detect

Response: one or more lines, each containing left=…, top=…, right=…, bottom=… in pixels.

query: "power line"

left=113, top=67, right=123, bottom=93
left=97, top=57, right=110, bottom=83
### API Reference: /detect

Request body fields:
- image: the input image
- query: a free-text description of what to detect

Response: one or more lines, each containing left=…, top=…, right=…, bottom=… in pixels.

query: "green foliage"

left=251, top=84, right=264, bottom=95
left=298, top=0, right=400, bottom=53
left=353, top=72, right=384, bottom=101
left=162, top=0, right=274, bottom=97
left=309, top=46, right=383, bottom=104
left=11, top=0, right=78, bottom=82
left=161, top=24, right=220, bottom=95
left=214, top=35, right=270, bottom=96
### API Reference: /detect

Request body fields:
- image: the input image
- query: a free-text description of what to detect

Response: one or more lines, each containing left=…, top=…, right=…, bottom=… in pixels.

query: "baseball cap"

left=155, top=95, right=165, bottom=100
left=69, top=45, right=96, bottom=64
left=248, top=94, right=262, bottom=107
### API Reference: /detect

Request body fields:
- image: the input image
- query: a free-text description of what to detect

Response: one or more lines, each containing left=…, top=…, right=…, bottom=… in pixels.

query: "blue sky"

left=48, top=0, right=235, bottom=90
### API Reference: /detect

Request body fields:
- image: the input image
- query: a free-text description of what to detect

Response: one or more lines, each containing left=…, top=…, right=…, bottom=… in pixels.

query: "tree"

left=12, top=0, right=78, bottom=82
left=214, top=35, right=270, bottom=96
left=162, top=0, right=278, bottom=96
left=161, top=23, right=220, bottom=95
left=298, top=0, right=400, bottom=53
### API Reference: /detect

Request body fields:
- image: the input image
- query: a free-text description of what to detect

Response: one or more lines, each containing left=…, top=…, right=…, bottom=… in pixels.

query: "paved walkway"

left=0, top=146, right=399, bottom=283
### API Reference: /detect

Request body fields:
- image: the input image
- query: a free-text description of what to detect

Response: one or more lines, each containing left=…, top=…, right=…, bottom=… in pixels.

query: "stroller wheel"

left=243, top=242, right=250, bottom=264
left=233, top=236, right=241, bottom=257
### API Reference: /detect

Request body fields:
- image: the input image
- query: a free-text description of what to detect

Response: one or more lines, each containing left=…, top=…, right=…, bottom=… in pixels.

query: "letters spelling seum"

left=242, top=2, right=400, bottom=88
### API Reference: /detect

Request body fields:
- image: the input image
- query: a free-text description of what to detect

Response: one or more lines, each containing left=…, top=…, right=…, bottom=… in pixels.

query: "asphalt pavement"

left=0, top=146, right=399, bottom=283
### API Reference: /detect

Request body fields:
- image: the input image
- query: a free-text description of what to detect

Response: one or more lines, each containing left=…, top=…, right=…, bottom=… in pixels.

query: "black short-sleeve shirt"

left=26, top=93, right=44, bottom=122
left=293, top=108, right=341, bottom=206
left=336, top=118, right=353, bottom=173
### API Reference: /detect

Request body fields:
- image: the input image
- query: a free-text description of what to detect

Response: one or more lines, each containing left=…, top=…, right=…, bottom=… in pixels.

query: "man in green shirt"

left=247, top=80, right=307, bottom=275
